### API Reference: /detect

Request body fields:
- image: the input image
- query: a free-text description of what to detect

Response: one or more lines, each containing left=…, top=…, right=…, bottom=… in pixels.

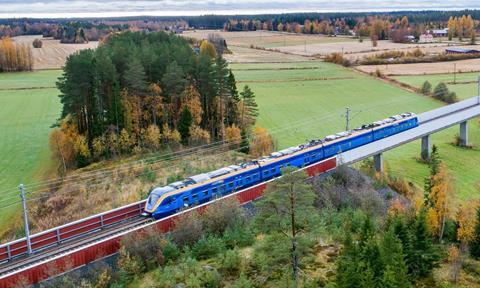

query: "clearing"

left=231, top=61, right=480, bottom=205
left=13, top=35, right=98, bottom=70
left=0, top=70, right=62, bottom=235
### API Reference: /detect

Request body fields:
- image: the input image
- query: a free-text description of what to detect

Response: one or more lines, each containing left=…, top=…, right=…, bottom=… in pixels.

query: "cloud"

left=0, top=0, right=476, bottom=18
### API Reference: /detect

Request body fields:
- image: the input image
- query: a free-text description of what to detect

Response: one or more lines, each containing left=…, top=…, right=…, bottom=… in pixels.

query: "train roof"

left=147, top=112, right=416, bottom=203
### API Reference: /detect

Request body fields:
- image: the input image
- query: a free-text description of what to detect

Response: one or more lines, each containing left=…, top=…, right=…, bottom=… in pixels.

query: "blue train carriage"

left=143, top=112, right=418, bottom=219
left=143, top=162, right=262, bottom=219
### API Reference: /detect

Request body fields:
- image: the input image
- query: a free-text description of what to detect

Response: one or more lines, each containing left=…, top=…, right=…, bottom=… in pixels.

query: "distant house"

left=419, top=34, right=434, bottom=43
left=404, top=35, right=416, bottom=43
left=445, top=48, right=480, bottom=54
left=430, top=28, right=448, bottom=37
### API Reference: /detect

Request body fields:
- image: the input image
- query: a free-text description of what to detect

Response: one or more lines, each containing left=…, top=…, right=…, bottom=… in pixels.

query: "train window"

left=212, top=188, right=218, bottom=194
left=271, top=168, right=275, bottom=173
left=228, top=182, right=234, bottom=188
left=264, top=170, right=269, bottom=176
left=183, top=196, right=189, bottom=203
left=202, top=191, right=208, bottom=197
left=253, top=174, right=258, bottom=179
left=220, top=184, right=226, bottom=192
left=192, top=194, right=198, bottom=203
left=246, top=176, right=251, bottom=182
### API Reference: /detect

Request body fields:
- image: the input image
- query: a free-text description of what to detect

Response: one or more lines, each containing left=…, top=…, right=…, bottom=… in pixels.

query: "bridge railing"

left=0, top=201, right=145, bottom=263
left=418, top=96, right=480, bottom=124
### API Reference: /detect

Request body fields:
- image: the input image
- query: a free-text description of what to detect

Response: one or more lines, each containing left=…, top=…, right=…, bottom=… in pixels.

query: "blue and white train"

left=143, top=113, right=418, bottom=219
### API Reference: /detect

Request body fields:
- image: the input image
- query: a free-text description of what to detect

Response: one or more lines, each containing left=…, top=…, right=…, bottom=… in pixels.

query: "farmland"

left=13, top=35, right=98, bottom=70
left=0, top=70, right=61, bottom=235
left=231, top=61, right=480, bottom=205
left=393, top=72, right=479, bottom=100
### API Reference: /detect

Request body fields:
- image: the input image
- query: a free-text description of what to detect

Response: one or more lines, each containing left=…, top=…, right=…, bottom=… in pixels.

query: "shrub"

left=231, top=273, right=254, bottom=288
left=221, top=249, right=242, bottom=276
left=223, top=224, right=255, bottom=249
left=192, top=235, right=226, bottom=260
left=433, top=82, right=457, bottom=103
left=120, top=227, right=164, bottom=269
left=203, top=197, right=245, bottom=235
left=373, top=68, right=384, bottom=78
left=162, top=239, right=181, bottom=263
left=33, top=38, right=43, bottom=48
left=324, top=53, right=351, bottom=67
left=172, top=210, right=203, bottom=247
left=420, top=81, right=432, bottom=95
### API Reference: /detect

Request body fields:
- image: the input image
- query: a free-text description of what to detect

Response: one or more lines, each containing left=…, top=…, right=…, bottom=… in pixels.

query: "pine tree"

left=239, top=85, right=258, bottom=130
left=124, top=57, right=148, bottom=96
left=178, top=106, right=193, bottom=145
left=471, top=207, right=480, bottom=259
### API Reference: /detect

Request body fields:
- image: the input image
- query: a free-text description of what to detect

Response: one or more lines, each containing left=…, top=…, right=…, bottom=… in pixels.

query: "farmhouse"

left=429, top=28, right=448, bottom=37
left=419, top=33, right=434, bottom=43
left=445, top=47, right=480, bottom=54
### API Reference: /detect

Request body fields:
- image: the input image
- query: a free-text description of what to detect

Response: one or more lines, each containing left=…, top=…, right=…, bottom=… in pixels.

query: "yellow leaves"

left=189, top=125, right=211, bottom=146
left=144, top=125, right=161, bottom=150
left=0, top=37, right=32, bottom=71
left=225, top=124, right=241, bottom=145
left=457, top=201, right=479, bottom=244
left=427, top=207, right=439, bottom=235
left=183, top=85, right=203, bottom=126
left=200, top=40, right=216, bottom=58
left=427, top=163, right=453, bottom=238
left=249, top=126, right=274, bottom=158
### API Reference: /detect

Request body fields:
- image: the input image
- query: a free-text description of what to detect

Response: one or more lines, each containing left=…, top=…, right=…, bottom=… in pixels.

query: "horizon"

left=0, top=0, right=478, bottom=19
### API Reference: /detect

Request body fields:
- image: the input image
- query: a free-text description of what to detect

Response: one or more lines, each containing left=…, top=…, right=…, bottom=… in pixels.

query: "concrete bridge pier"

left=460, top=121, right=468, bottom=147
left=421, top=135, right=431, bottom=161
left=374, top=153, right=383, bottom=172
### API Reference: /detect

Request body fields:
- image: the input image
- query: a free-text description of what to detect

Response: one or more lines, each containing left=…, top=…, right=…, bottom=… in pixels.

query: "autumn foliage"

left=249, top=126, right=274, bottom=157
left=0, top=37, right=33, bottom=72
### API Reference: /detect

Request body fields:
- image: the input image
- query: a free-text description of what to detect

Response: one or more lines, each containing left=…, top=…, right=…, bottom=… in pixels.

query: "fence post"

left=19, top=184, right=33, bottom=254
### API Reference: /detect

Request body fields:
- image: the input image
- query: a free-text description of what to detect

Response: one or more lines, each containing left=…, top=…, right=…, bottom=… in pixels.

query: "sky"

left=0, top=0, right=477, bottom=19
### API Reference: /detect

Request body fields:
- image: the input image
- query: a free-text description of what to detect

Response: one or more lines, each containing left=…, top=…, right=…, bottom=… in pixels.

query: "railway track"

left=0, top=216, right=152, bottom=277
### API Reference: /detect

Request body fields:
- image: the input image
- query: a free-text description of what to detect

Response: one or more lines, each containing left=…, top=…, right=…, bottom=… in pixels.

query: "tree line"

left=52, top=31, right=260, bottom=172
left=0, top=37, right=32, bottom=72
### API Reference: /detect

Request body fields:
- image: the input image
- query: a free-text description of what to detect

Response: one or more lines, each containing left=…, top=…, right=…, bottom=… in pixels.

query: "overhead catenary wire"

left=0, top=96, right=421, bottom=208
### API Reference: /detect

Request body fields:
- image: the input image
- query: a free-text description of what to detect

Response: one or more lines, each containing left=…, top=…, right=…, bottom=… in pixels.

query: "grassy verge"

left=0, top=70, right=62, bottom=235
left=232, top=62, right=480, bottom=205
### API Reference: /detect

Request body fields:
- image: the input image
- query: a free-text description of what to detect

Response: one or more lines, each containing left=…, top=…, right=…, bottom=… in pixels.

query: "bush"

left=192, top=235, right=226, bottom=260
left=324, top=53, right=351, bottom=67
left=221, top=249, right=243, bottom=276
left=433, top=82, right=458, bottom=103
left=33, top=38, right=43, bottom=48
left=120, top=227, right=164, bottom=269
left=231, top=273, right=254, bottom=288
left=420, top=81, right=432, bottom=95
left=223, top=224, right=255, bottom=249
left=162, top=239, right=181, bottom=263
left=172, top=210, right=203, bottom=247
left=203, top=197, right=245, bottom=235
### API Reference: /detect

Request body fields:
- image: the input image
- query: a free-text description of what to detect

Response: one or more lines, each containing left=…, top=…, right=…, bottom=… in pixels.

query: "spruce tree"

left=409, top=210, right=439, bottom=279
left=178, top=106, right=193, bottom=145
left=470, top=207, right=480, bottom=259
left=381, top=227, right=410, bottom=287
left=336, top=231, right=362, bottom=288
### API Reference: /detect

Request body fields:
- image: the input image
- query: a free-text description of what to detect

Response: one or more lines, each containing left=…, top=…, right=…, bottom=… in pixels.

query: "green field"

left=393, top=72, right=479, bottom=101
left=0, top=70, right=61, bottom=233
left=233, top=62, right=480, bottom=205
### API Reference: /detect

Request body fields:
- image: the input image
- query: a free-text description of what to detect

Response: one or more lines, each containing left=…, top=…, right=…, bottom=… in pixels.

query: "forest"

left=53, top=31, right=260, bottom=172
left=0, top=37, right=32, bottom=72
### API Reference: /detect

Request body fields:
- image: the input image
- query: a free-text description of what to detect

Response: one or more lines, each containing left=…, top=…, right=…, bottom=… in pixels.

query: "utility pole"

left=344, top=107, right=351, bottom=131
left=304, top=40, right=307, bottom=53
left=478, top=75, right=480, bottom=104
left=19, top=184, right=32, bottom=254
left=454, top=63, right=457, bottom=84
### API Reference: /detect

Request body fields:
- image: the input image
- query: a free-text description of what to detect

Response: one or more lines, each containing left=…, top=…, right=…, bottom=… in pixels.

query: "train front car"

left=142, top=186, right=176, bottom=218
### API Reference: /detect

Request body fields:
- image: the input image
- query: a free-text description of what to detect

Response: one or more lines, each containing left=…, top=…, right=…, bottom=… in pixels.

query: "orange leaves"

left=426, top=163, right=452, bottom=238
left=457, top=201, right=480, bottom=245
left=0, top=37, right=32, bottom=71
left=249, top=126, right=274, bottom=158
left=225, top=124, right=241, bottom=145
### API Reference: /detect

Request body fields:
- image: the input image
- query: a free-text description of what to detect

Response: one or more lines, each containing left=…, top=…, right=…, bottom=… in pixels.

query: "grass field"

left=0, top=70, right=61, bottom=234
left=393, top=72, right=479, bottom=100
left=232, top=62, right=480, bottom=205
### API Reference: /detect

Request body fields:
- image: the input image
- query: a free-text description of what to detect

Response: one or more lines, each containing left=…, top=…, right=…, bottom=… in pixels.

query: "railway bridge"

left=1, top=96, right=479, bottom=287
